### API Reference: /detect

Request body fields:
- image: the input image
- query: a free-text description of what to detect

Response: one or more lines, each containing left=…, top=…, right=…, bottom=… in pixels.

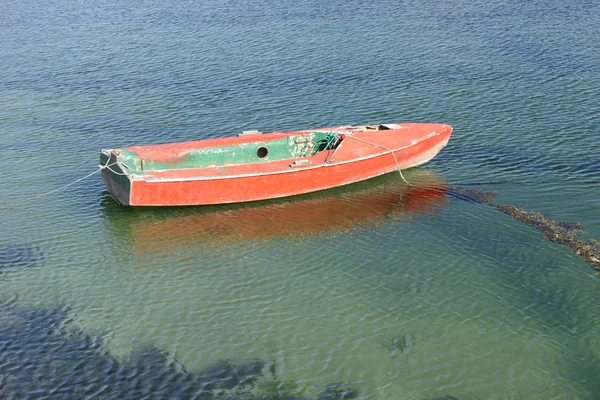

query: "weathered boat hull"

left=100, top=123, right=452, bottom=206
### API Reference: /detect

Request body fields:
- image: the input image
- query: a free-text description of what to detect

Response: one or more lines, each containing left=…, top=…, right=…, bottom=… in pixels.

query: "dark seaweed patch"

left=447, top=187, right=498, bottom=204
left=442, top=186, right=600, bottom=398
left=449, top=187, right=600, bottom=275
left=491, top=204, right=600, bottom=274
left=492, top=205, right=583, bottom=244
left=0, top=244, right=44, bottom=272
left=0, top=303, right=358, bottom=399
left=377, top=333, right=414, bottom=358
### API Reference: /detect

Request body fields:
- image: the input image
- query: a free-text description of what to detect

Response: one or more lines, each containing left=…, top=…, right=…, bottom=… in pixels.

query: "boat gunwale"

left=134, top=130, right=442, bottom=183
left=113, top=130, right=344, bottom=174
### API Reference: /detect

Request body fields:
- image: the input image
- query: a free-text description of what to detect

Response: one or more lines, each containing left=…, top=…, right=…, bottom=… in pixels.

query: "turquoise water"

left=1, top=0, right=600, bottom=398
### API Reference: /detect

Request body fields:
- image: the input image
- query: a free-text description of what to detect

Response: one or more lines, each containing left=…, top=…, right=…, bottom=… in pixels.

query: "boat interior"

left=115, top=131, right=344, bottom=172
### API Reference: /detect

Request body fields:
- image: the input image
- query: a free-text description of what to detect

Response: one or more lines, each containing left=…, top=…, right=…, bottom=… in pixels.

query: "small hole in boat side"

left=257, top=147, right=269, bottom=159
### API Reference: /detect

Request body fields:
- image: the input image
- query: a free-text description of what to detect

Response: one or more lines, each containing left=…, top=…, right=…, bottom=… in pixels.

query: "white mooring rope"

left=344, top=133, right=412, bottom=186
left=0, top=158, right=118, bottom=209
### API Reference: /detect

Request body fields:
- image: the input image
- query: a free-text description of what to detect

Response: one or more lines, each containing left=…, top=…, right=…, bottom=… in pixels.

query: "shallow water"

left=1, top=0, right=600, bottom=398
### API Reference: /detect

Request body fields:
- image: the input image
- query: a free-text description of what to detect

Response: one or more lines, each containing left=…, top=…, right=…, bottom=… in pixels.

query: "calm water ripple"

left=2, top=0, right=600, bottom=399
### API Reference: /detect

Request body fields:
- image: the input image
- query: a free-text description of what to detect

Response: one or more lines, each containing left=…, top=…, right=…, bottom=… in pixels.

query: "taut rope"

left=344, top=133, right=411, bottom=186
left=0, top=158, right=118, bottom=209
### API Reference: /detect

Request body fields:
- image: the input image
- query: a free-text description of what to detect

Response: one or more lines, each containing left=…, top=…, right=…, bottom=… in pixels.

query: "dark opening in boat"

left=365, top=124, right=392, bottom=130
left=257, top=147, right=269, bottom=158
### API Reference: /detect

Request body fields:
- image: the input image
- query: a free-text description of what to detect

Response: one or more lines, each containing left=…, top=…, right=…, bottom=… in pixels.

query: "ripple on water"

left=0, top=302, right=360, bottom=399
left=2, top=0, right=600, bottom=397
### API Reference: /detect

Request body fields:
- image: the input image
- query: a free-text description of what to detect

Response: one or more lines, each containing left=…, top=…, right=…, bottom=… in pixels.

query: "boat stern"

left=100, top=149, right=132, bottom=206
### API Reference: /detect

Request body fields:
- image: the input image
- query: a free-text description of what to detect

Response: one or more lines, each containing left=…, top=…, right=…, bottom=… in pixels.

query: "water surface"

left=1, top=0, right=600, bottom=398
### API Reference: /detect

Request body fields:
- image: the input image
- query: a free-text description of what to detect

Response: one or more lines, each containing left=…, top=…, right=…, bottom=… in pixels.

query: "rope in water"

left=344, top=133, right=412, bottom=186
left=0, top=158, right=117, bottom=209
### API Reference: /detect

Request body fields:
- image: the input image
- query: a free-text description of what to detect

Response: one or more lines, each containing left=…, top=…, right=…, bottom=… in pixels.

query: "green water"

left=1, top=0, right=600, bottom=399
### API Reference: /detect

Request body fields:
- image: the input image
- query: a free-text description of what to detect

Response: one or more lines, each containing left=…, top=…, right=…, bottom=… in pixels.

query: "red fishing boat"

left=100, top=122, right=452, bottom=206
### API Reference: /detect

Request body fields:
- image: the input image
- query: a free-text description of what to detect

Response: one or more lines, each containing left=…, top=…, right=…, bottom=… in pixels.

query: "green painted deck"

left=116, top=132, right=341, bottom=173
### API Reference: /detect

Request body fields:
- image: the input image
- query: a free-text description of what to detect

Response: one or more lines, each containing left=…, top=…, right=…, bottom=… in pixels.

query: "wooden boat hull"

left=100, top=123, right=452, bottom=206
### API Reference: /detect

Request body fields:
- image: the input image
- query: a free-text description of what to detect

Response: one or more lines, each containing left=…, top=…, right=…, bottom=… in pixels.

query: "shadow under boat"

left=104, top=168, right=449, bottom=249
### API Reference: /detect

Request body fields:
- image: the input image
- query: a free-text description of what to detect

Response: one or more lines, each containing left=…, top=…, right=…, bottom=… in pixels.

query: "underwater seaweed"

left=0, top=243, right=44, bottom=272
left=377, top=332, right=414, bottom=358
left=447, top=187, right=498, bottom=204
left=448, top=187, right=600, bottom=275
left=0, top=303, right=359, bottom=399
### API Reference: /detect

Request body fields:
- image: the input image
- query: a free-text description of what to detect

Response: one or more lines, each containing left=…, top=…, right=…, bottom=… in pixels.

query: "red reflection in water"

left=129, top=170, right=449, bottom=254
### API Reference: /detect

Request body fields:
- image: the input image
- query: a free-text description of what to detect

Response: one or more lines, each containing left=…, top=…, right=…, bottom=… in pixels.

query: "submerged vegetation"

left=448, top=187, right=600, bottom=275
left=0, top=303, right=358, bottom=399
left=2, top=186, right=597, bottom=399
left=378, top=332, right=414, bottom=358
left=0, top=243, right=44, bottom=272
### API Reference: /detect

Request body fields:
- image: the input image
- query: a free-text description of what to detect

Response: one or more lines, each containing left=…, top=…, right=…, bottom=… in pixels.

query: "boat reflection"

left=125, top=169, right=449, bottom=250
